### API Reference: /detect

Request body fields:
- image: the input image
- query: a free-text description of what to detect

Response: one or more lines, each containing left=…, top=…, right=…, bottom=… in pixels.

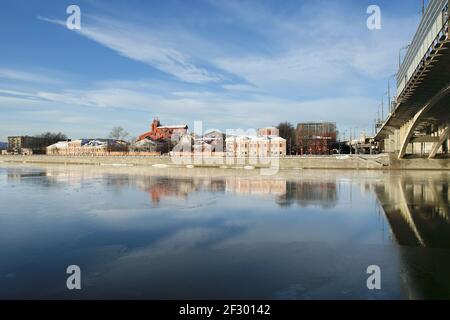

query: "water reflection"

left=375, top=174, right=450, bottom=248
left=374, top=174, right=450, bottom=299
left=5, top=167, right=339, bottom=209
left=1, top=164, right=450, bottom=299
left=277, top=181, right=338, bottom=208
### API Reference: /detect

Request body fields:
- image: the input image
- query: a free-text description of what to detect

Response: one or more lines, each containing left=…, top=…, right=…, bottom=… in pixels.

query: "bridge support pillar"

left=398, top=109, right=427, bottom=159
left=429, top=126, right=450, bottom=159
left=397, top=84, right=450, bottom=159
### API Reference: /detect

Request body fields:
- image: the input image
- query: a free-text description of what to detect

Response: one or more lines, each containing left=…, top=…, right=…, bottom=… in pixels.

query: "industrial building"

left=137, top=118, right=188, bottom=142
left=130, top=138, right=167, bottom=154
left=0, top=142, right=7, bottom=155
left=296, top=122, right=337, bottom=155
left=7, top=136, right=54, bottom=155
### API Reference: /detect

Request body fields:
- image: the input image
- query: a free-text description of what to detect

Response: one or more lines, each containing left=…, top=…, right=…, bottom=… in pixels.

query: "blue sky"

left=0, top=0, right=423, bottom=141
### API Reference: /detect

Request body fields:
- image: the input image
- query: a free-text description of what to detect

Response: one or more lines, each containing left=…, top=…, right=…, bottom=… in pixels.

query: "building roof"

left=134, top=138, right=158, bottom=147
left=269, top=136, right=286, bottom=142
left=47, top=141, right=69, bottom=149
left=228, top=135, right=285, bottom=142
left=204, top=130, right=224, bottom=136
left=157, top=125, right=188, bottom=129
left=76, top=139, right=129, bottom=146
left=258, top=126, right=278, bottom=130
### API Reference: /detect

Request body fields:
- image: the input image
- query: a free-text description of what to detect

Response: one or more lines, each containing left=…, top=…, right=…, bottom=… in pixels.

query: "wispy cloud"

left=211, top=1, right=418, bottom=96
left=0, top=67, right=62, bottom=84
left=0, top=80, right=378, bottom=135
left=38, top=15, right=225, bottom=84
left=222, top=84, right=261, bottom=92
left=37, top=2, right=417, bottom=95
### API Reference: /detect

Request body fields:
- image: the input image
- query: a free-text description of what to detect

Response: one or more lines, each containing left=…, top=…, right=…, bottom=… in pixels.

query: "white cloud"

left=0, top=81, right=378, bottom=137
left=222, top=84, right=261, bottom=92
left=0, top=68, right=62, bottom=84
left=38, top=15, right=224, bottom=84
left=209, top=1, right=419, bottom=96
left=37, top=2, right=418, bottom=96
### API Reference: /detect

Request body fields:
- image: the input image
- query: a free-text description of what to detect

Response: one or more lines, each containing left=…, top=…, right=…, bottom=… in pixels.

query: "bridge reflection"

left=375, top=174, right=450, bottom=247
left=375, top=174, right=450, bottom=299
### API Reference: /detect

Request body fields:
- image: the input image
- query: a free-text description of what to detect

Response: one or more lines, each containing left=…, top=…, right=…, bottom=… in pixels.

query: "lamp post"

left=388, top=73, right=397, bottom=112
left=374, top=113, right=378, bottom=134
left=377, top=104, right=380, bottom=123
left=381, top=92, right=388, bottom=122
left=399, top=44, right=411, bottom=69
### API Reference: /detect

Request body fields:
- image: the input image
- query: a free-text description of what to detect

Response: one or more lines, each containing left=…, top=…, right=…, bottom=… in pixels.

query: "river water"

left=0, top=163, right=449, bottom=299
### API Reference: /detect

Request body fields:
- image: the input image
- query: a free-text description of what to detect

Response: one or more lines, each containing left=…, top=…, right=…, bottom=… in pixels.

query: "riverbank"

left=0, top=154, right=381, bottom=170
left=1, top=154, right=450, bottom=170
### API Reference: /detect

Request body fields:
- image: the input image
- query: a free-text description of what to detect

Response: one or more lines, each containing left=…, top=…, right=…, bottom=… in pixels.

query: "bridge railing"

left=397, top=0, right=449, bottom=95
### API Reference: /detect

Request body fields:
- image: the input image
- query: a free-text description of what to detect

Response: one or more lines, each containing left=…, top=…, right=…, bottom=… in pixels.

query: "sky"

left=0, top=0, right=424, bottom=141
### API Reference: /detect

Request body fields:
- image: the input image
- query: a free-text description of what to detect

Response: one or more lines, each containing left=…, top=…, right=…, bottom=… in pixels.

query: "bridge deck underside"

left=376, top=36, right=450, bottom=139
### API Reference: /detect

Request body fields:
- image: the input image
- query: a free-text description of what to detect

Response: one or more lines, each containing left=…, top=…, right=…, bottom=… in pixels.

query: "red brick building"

left=296, top=122, right=337, bottom=155
left=137, top=118, right=188, bottom=142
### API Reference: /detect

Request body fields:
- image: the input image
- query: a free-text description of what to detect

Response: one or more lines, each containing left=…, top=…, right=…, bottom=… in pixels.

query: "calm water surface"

left=1, top=163, right=450, bottom=299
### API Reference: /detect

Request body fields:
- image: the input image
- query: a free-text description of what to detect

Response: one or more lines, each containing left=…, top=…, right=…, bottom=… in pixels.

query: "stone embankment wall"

left=0, top=155, right=389, bottom=170
left=3, top=154, right=450, bottom=170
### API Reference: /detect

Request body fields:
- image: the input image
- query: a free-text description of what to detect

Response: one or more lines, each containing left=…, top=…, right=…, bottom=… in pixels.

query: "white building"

left=226, top=136, right=237, bottom=157
left=270, top=137, right=286, bottom=156
left=226, top=135, right=286, bottom=157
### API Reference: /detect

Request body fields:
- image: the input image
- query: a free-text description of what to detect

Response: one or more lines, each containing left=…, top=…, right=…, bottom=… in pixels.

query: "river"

left=0, top=163, right=449, bottom=299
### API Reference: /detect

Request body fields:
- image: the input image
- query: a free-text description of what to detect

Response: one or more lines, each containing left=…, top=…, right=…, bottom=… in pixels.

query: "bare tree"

left=108, top=126, right=129, bottom=141
left=35, top=132, right=68, bottom=145
left=277, top=122, right=296, bottom=155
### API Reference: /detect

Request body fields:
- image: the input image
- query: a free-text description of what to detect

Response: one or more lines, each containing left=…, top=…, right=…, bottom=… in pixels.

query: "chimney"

left=151, top=118, right=160, bottom=132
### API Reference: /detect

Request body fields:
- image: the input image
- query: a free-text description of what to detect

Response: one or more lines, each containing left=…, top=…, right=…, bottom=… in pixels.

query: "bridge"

left=375, top=0, right=450, bottom=159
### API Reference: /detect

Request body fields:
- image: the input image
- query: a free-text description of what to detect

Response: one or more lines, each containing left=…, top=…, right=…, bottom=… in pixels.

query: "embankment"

left=0, top=154, right=388, bottom=170
left=2, top=154, right=450, bottom=170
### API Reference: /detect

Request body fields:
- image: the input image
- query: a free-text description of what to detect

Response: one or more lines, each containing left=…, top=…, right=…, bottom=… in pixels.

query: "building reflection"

left=277, top=181, right=338, bottom=208
left=225, top=177, right=286, bottom=196
left=134, top=176, right=338, bottom=208
left=7, top=169, right=78, bottom=188
left=6, top=166, right=340, bottom=208
left=135, top=177, right=226, bottom=206
left=135, top=176, right=286, bottom=206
